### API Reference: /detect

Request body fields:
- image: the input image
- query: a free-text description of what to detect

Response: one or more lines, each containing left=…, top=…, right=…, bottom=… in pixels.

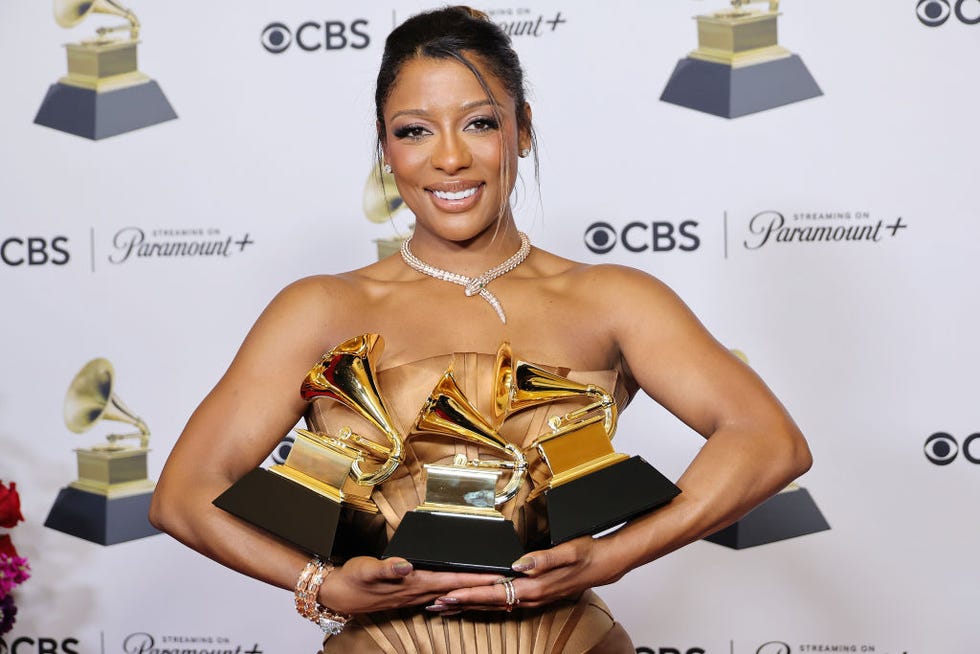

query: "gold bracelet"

left=294, top=557, right=351, bottom=636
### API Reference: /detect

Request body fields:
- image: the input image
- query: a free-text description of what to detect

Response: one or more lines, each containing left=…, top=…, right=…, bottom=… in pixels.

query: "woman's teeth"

left=432, top=187, right=478, bottom=201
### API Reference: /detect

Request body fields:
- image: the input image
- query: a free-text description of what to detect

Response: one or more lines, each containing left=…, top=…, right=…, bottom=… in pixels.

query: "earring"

left=383, top=163, right=392, bottom=174
left=519, top=148, right=530, bottom=158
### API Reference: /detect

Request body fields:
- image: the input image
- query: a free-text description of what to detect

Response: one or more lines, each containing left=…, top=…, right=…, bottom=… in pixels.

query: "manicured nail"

left=436, top=596, right=460, bottom=604
left=425, top=604, right=451, bottom=612
left=511, top=557, right=535, bottom=572
left=393, top=561, right=413, bottom=575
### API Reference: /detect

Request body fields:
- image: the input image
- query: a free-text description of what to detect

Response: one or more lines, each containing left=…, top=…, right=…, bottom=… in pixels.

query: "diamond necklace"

left=400, top=232, right=531, bottom=324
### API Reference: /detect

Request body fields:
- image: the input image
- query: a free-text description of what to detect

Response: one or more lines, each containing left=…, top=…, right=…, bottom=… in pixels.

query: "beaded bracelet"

left=295, top=557, right=351, bottom=636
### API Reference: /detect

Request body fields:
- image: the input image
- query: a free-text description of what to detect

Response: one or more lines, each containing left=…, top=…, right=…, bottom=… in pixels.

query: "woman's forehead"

left=385, top=56, right=512, bottom=114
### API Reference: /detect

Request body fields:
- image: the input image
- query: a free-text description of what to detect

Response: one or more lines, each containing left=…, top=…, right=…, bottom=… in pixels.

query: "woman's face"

left=382, top=55, right=528, bottom=245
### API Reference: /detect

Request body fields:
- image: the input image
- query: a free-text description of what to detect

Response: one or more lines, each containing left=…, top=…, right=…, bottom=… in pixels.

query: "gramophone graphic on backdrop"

left=44, top=358, right=160, bottom=545
left=660, top=0, right=821, bottom=118
left=34, top=0, right=177, bottom=139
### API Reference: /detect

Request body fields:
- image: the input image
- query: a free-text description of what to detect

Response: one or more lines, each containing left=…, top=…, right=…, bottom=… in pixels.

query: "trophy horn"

left=301, top=334, right=404, bottom=486
left=492, top=342, right=618, bottom=439
left=413, top=368, right=527, bottom=506
left=64, top=358, right=149, bottom=447
left=54, top=0, right=140, bottom=40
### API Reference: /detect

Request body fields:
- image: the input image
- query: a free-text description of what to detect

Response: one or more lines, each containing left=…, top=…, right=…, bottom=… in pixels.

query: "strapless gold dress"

left=307, top=353, right=638, bottom=654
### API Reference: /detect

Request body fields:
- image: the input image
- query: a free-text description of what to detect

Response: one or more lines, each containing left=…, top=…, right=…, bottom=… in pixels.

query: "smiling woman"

left=149, top=6, right=811, bottom=654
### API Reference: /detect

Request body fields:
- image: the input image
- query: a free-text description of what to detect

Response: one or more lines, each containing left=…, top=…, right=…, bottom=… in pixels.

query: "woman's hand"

left=426, top=536, right=613, bottom=613
left=320, top=556, right=504, bottom=615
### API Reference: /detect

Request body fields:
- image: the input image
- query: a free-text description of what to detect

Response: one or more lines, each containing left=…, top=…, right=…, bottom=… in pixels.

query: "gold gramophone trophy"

left=362, top=164, right=412, bottom=260
left=660, top=0, right=821, bottom=118
left=213, top=334, right=405, bottom=560
left=34, top=0, right=177, bottom=139
left=382, top=367, right=528, bottom=574
left=702, top=350, right=830, bottom=548
left=493, top=344, right=680, bottom=545
left=44, top=358, right=160, bottom=545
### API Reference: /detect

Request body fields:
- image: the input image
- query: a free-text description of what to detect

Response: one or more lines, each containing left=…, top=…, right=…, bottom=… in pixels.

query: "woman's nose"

left=431, top=133, right=471, bottom=174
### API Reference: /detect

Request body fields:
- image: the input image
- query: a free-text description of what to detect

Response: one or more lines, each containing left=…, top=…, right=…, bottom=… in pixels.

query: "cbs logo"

left=584, top=221, right=699, bottom=254
left=923, top=432, right=980, bottom=465
left=1, top=236, right=69, bottom=266
left=261, top=20, right=370, bottom=53
left=0, top=637, right=81, bottom=654
left=916, top=0, right=980, bottom=26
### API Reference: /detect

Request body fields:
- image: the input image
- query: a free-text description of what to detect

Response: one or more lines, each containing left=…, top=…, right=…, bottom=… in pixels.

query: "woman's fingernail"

left=393, top=561, right=413, bottom=575
left=425, top=604, right=450, bottom=612
left=512, top=557, right=534, bottom=572
left=436, top=596, right=460, bottom=604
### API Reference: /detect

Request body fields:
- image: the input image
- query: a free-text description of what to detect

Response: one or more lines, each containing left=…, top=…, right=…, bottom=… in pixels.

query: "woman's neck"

left=405, top=222, right=525, bottom=277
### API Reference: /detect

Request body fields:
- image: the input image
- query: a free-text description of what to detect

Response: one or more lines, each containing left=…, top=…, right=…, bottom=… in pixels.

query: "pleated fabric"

left=307, top=352, right=637, bottom=654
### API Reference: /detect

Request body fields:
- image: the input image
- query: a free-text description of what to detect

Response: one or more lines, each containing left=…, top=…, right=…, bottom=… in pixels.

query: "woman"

left=150, top=7, right=811, bottom=653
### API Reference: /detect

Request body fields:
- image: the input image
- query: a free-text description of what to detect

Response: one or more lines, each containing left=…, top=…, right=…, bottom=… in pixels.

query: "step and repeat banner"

left=1, top=1, right=977, bottom=653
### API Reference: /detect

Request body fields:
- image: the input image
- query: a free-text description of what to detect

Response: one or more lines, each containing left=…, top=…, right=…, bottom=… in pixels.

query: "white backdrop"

left=1, top=1, right=978, bottom=653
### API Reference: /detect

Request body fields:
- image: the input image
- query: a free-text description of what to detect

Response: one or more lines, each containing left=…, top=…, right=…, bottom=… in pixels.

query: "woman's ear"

left=518, top=102, right=533, bottom=153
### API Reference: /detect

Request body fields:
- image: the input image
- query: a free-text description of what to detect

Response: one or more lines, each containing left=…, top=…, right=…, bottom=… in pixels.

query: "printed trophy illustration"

left=45, top=358, right=160, bottom=545
left=362, top=164, right=413, bottom=260
left=494, top=344, right=681, bottom=545
left=383, top=367, right=528, bottom=574
left=660, top=0, right=821, bottom=118
left=703, top=349, right=830, bottom=548
left=34, top=0, right=177, bottom=139
left=213, top=334, right=404, bottom=560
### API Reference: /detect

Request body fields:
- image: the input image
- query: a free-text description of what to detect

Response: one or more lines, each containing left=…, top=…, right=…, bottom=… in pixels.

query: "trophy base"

left=213, top=467, right=357, bottom=560
left=660, top=54, right=822, bottom=118
left=547, top=455, right=681, bottom=545
left=44, top=485, right=159, bottom=545
left=703, top=486, right=830, bottom=549
left=34, top=80, right=177, bottom=140
left=383, top=511, right=525, bottom=575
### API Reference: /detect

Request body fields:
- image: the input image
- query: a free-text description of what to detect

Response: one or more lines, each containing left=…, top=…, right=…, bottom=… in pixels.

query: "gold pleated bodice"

left=306, top=352, right=637, bottom=654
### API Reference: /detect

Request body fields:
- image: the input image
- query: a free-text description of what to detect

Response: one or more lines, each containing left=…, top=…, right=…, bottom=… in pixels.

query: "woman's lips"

left=426, top=183, right=484, bottom=211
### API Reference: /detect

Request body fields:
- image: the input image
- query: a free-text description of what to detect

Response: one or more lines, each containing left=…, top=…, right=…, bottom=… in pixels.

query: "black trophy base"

left=547, top=455, right=681, bottom=545
left=44, top=486, right=159, bottom=545
left=660, top=54, right=822, bottom=118
left=704, top=486, right=830, bottom=549
left=213, top=468, right=344, bottom=559
left=383, top=511, right=525, bottom=575
left=34, top=80, right=177, bottom=140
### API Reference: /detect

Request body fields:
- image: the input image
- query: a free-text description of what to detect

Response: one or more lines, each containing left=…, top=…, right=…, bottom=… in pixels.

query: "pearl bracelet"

left=295, top=557, right=351, bottom=636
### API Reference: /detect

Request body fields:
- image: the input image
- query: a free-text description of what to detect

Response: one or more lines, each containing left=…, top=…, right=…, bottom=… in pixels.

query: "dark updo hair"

left=375, top=6, right=536, bottom=164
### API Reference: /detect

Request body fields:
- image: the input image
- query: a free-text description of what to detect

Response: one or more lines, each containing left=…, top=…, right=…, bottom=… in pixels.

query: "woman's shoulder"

left=531, top=249, right=673, bottom=296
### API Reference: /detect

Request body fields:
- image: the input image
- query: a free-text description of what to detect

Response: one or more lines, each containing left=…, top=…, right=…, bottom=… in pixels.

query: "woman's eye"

left=467, top=117, right=499, bottom=132
left=393, top=124, right=428, bottom=140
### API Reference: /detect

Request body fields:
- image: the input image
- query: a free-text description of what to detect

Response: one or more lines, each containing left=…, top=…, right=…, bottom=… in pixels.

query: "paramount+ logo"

left=261, top=19, right=370, bottom=53
left=916, top=0, right=980, bottom=26
left=584, top=221, right=700, bottom=254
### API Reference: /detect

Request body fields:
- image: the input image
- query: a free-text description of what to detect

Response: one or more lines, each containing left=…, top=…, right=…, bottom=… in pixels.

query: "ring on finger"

left=502, top=579, right=520, bottom=613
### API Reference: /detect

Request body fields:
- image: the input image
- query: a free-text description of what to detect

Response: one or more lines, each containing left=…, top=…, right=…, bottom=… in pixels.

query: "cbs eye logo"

left=583, top=220, right=699, bottom=254
left=923, top=432, right=980, bottom=465
left=261, top=20, right=370, bottom=53
left=916, top=0, right=980, bottom=26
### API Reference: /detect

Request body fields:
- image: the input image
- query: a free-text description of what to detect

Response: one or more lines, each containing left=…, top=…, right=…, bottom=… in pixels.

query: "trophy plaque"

left=494, top=344, right=681, bottom=545
left=45, top=358, right=160, bottom=545
left=383, top=368, right=527, bottom=574
left=34, top=0, right=177, bottom=140
left=213, top=334, right=405, bottom=560
left=660, top=0, right=821, bottom=118
left=704, top=483, right=830, bottom=549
